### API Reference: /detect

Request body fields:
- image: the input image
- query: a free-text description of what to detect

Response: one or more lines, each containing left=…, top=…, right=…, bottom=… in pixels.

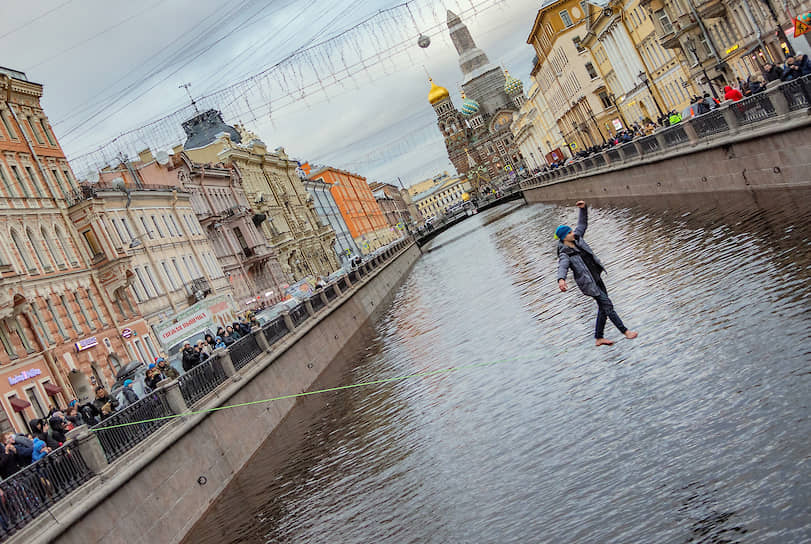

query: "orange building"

left=307, top=165, right=397, bottom=254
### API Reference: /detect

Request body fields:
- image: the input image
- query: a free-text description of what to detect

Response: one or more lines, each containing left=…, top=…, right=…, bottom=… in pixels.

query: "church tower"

left=428, top=79, right=470, bottom=176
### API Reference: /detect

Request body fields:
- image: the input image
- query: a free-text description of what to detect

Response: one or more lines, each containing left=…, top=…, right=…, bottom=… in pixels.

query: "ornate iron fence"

left=263, top=317, right=287, bottom=346
left=229, top=334, right=262, bottom=371
left=310, top=293, right=326, bottom=313
left=732, top=93, right=776, bottom=125
left=781, top=75, right=811, bottom=111
left=620, top=142, right=639, bottom=159
left=178, top=357, right=228, bottom=407
left=289, top=303, right=309, bottom=327
left=91, top=390, right=174, bottom=462
left=663, top=124, right=690, bottom=146
left=690, top=110, right=729, bottom=138
left=637, top=135, right=660, bottom=153
left=0, top=441, right=93, bottom=538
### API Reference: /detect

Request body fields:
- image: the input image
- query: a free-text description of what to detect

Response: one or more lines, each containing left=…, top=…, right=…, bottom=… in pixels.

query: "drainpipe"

left=687, top=0, right=723, bottom=66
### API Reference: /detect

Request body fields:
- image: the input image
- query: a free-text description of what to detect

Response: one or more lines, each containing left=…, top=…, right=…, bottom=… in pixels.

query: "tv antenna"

left=179, top=83, right=199, bottom=113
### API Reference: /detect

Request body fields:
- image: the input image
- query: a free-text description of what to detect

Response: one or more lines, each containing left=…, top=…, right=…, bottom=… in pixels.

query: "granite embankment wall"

left=521, top=82, right=811, bottom=206
left=13, top=242, right=422, bottom=544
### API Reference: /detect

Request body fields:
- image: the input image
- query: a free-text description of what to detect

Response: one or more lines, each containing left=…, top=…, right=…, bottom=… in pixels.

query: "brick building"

left=0, top=67, right=151, bottom=432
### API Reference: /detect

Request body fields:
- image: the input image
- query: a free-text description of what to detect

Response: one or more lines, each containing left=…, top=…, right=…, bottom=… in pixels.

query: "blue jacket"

left=556, top=206, right=606, bottom=297
left=31, top=438, right=49, bottom=462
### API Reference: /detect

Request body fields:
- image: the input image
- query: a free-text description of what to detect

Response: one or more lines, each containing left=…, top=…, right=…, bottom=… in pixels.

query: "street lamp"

left=685, top=37, right=720, bottom=101
left=608, top=92, right=630, bottom=130
left=638, top=71, right=665, bottom=118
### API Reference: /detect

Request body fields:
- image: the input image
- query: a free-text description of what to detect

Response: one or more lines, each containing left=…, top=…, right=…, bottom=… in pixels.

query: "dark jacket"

left=158, top=363, right=179, bottom=380
left=122, top=387, right=139, bottom=407
left=556, top=206, right=606, bottom=298
left=181, top=347, right=199, bottom=372
left=93, top=395, right=119, bottom=419
left=794, top=55, right=811, bottom=76
left=0, top=447, right=26, bottom=478
left=48, top=417, right=68, bottom=444
left=222, top=334, right=236, bottom=346
left=30, top=418, right=61, bottom=450
left=763, top=65, right=782, bottom=82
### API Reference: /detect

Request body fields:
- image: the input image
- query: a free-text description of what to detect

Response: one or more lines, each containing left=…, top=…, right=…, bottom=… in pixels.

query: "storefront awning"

left=9, top=397, right=30, bottom=413
left=43, top=383, right=62, bottom=396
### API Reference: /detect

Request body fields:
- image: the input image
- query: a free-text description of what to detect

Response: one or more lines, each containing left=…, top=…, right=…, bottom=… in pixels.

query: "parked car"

left=254, top=298, right=300, bottom=325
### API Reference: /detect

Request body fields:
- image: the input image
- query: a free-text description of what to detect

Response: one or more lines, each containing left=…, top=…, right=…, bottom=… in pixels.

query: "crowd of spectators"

left=524, top=56, right=811, bottom=175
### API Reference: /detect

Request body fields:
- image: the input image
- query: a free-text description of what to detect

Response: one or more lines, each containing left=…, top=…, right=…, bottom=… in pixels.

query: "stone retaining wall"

left=12, top=242, right=422, bottom=544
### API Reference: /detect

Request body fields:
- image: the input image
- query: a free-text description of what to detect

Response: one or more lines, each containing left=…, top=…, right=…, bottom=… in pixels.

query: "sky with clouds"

left=0, top=0, right=539, bottom=187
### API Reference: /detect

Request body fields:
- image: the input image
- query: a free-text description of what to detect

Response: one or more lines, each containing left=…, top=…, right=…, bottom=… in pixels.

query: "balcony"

left=659, top=29, right=682, bottom=49
left=696, top=0, right=725, bottom=19
left=185, top=277, right=211, bottom=300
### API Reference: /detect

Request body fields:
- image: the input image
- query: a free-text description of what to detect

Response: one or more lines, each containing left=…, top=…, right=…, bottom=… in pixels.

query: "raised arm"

left=574, top=201, right=587, bottom=237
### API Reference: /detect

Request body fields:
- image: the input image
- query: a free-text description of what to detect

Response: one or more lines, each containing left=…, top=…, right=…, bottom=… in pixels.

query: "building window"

left=39, top=119, right=56, bottom=146
left=163, top=216, right=175, bottom=237
left=170, top=216, right=182, bottom=237
left=10, top=165, right=31, bottom=197
left=585, top=62, right=599, bottom=79
left=83, top=229, right=102, bottom=258
left=598, top=91, right=613, bottom=109
left=60, top=294, right=83, bottom=335
left=121, top=218, right=135, bottom=240
left=74, top=291, right=94, bottom=330
left=0, top=321, right=17, bottom=359
left=26, top=116, right=44, bottom=144
left=140, top=216, right=154, bottom=239
left=24, top=386, right=45, bottom=419
left=10, top=317, right=33, bottom=353
left=172, top=259, right=186, bottom=284
left=161, top=261, right=178, bottom=290
left=133, top=339, right=149, bottom=364
left=144, top=335, right=158, bottom=359
left=11, top=229, right=35, bottom=271
left=145, top=265, right=163, bottom=294
left=0, top=110, right=16, bottom=139
left=24, top=166, right=46, bottom=197
left=61, top=169, right=76, bottom=191
left=580, top=0, right=588, bottom=18
left=45, top=298, right=67, bottom=339
left=133, top=267, right=150, bottom=299
left=42, top=226, right=63, bottom=266
left=110, top=218, right=126, bottom=245
left=0, top=166, right=15, bottom=197
left=573, top=36, right=585, bottom=53
left=656, top=10, right=673, bottom=33
left=87, top=288, right=108, bottom=327
left=30, top=303, right=53, bottom=344
left=560, top=10, right=574, bottom=27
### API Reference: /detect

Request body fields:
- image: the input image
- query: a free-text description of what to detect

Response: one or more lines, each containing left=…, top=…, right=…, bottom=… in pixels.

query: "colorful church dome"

left=460, top=92, right=480, bottom=116
left=504, top=70, right=523, bottom=95
left=428, top=78, right=450, bottom=104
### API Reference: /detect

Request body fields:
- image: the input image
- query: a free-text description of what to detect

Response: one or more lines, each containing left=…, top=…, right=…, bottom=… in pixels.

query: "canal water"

left=184, top=194, right=810, bottom=544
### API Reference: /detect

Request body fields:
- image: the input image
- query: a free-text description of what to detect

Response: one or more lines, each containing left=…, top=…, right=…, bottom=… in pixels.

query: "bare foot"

left=595, top=338, right=614, bottom=346
left=624, top=330, right=638, bottom=339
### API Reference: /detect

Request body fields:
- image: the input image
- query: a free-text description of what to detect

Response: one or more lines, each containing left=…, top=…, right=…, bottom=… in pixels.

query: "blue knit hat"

left=124, top=379, right=133, bottom=388
left=555, top=225, right=572, bottom=240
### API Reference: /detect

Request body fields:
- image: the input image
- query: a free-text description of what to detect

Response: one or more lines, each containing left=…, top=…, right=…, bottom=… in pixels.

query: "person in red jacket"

left=724, top=85, right=743, bottom=102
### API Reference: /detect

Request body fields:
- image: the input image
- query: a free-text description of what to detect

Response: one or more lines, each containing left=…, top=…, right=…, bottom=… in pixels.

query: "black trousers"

left=593, top=280, right=627, bottom=339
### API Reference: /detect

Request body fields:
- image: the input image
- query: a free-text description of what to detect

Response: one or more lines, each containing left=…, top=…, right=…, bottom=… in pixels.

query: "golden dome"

left=428, top=78, right=450, bottom=104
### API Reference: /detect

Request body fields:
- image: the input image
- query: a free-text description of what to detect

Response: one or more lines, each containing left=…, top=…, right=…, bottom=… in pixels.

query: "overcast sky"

left=0, top=0, right=538, bottom=187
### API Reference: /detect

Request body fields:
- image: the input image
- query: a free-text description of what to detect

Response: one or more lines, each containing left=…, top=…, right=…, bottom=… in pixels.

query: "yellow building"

left=581, top=0, right=698, bottom=128
left=527, top=0, right=615, bottom=152
left=511, top=76, right=568, bottom=167
left=179, top=110, right=339, bottom=281
left=412, top=175, right=472, bottom=221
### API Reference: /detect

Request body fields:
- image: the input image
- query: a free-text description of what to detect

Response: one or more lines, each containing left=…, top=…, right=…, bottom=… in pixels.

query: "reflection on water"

left=184, top=192, right=811, bottom=544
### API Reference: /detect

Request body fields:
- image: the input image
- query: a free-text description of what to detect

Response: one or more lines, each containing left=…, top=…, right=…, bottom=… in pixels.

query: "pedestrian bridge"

left=414, top=188, right=525, bottom=248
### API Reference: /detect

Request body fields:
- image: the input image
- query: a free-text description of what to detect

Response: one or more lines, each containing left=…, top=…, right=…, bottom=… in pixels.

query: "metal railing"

left=178, top=356, right=228, bottom=407
left=339, top=276, right=351, bottom=292
left=732, top=92, right=776, bottom=125
left=91, top=390, right=174, bottom=462
left=262, top=317, right=287, bottom=346
left=690, top=109, right=729, bottom=137
left=289, top=303, right=309, bottom=327
left=229, top=334, right=262, bottom=371
left=310, top=292, right=326, bottom=313
left=0, top=237, right=414, bottom=536
left=781, top=76, right=811, bottom=111
left=521, top=76, right=811, bottom=192
left=0, top=442, right=93, bottom=538
left=324, top=284, right=339, bottom=301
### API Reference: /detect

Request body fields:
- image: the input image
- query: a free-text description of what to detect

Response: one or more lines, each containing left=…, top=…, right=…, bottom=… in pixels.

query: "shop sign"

left=612, top=119, right=623, bottom=131
left=8, top=368, right=42, bottom=386
left=725, top=44, right=739, bottom=55
left=121, top=328, right=133, bottom=339
left=157, top=309, right=211, bottom=345
left=75, top=337, right=98, bottom=352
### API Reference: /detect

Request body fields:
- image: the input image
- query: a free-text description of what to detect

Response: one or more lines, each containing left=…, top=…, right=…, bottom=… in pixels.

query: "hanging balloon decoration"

left=407, top=3, right=431, bottom=49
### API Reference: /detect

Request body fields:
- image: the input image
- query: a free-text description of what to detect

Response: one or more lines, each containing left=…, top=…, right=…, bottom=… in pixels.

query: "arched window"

left=54, top=225, right=77, bottom=265
left=10, top=229, right=34, bottom=271
left=26, top=228, right=47, bottom=270
left=42, top=226, right=63, bottom=266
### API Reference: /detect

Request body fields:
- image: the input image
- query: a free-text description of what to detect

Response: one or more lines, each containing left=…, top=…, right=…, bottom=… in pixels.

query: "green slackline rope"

left=90, top=353, right=557, bottom=432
